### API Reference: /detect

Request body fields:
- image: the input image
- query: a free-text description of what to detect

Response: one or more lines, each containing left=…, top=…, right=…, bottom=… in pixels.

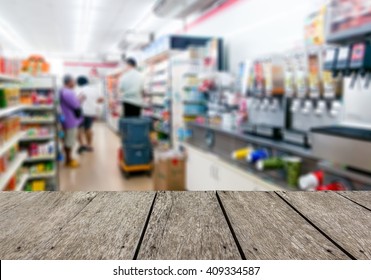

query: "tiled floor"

left=59, top=122, right=153, bottom=191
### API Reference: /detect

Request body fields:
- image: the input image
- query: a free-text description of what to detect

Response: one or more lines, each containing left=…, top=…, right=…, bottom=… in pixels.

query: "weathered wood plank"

left=137, top=191, right=241, bottom=260
left=0, top=192, right=97, bottom=259
left=279, top=191, right=371, bottom=259
left=218, top=191, right=349, bottom=260
left=337, top=192, right=371, bottom=211
left=30, top=192, right=155, bottom=260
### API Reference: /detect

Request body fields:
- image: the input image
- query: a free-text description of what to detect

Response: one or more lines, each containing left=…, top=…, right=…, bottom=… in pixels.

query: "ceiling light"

left=0, top=17, right=30, bottom=52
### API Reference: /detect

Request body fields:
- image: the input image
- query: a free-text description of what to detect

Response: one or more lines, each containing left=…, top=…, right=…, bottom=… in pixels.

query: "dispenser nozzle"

left=350, top=72, right=357, bottom=89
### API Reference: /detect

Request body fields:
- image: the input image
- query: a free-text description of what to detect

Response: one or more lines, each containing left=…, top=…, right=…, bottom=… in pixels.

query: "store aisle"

left=59, top=122, right=153, bottom=191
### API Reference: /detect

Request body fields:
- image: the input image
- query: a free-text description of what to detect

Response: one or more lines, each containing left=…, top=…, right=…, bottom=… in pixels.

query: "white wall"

left=158, top=0, right=328, bottom=73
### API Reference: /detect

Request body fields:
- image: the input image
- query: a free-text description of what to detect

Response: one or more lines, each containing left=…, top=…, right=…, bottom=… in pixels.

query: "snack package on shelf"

left=0, top=87, right=20, bottom=108
left=0, top=116, right=21, bottom=146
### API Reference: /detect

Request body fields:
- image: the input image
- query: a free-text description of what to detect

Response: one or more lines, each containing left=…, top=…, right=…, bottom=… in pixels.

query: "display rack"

left=0, top=74, right=25, bottom=191
left=142, top=35, right=223, bottom=149
left=0, top=74, right=21, bottom=84
left=143, top=51, right=173, bottom=148
left=18, top=76, right=59, bottom=191
left=104, top=70, right=121, bottom=133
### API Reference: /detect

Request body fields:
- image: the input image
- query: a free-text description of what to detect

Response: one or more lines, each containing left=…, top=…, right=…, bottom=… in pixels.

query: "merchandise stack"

left=18, top=76, right=59, bottom=191
left=0, top=74, right=27, bottom=191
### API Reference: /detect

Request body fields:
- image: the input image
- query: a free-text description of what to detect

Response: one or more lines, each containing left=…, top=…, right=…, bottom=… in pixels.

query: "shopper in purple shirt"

left=60, top=75, right=82, bottom=168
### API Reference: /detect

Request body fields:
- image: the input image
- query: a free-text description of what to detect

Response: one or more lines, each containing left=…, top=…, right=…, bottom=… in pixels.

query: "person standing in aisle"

left=76, top=76, right=104, bottom=154
left=59, top=75, right=82, bottom=168
left=119, top=58, right=143, bottom=117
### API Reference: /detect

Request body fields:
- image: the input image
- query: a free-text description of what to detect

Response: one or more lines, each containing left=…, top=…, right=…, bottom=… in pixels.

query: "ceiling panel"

left=0, top=0, right=158, bottom=56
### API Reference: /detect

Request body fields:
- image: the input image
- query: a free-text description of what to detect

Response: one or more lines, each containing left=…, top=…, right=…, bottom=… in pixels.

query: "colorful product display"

left=20, top=111, right=55, bottom=122
left=28, top=162, right=54, bottom=175
left=0, top=87, right=20, bottom=108
left=20, top=90, right=54, bottom=105
left=26, top=141, right=55, bottom=158
left=0, top=56, right=22, bottom=77
left=0, top=117, right=21, bottom=146
left=24, top=180, right=46, bottom=192
left=23, top=125, right=54, bottom=137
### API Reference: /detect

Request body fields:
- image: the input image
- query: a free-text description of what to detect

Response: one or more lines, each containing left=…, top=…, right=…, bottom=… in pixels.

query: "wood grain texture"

left=337, top=192, right=371, bottom=211
left=30, top=192, right=155, bottom=260
left=278, top=191, right=371, bottom=259
left=218, top=191, right=349, bottom=260
left=0, top=192, right=97, bottom=259
left=137, top=191, right=241, bottom=260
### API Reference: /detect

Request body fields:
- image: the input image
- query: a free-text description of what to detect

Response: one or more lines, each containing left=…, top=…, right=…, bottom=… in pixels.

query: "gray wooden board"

left=137, top=191, right=241, bottom=260
left=278, top=191, right=371, bottom=259
left=337, top=192, right=371, bottom=211
left=30, top=192, right=155, bottom=259
left=0, top=192, right=97, bottom=259
left=217, top=191, right=349, bottom=260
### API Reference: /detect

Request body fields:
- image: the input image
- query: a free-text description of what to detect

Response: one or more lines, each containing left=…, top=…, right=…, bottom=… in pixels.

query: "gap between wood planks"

left=274, top=191, right=357, bottom=260
left=335, top=192, right=371, bottom=212
left=133, top=192, right=158, bottom=260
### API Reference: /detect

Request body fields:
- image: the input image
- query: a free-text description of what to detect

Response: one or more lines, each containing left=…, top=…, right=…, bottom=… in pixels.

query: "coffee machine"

left=246, top=57, right=286, bottom=139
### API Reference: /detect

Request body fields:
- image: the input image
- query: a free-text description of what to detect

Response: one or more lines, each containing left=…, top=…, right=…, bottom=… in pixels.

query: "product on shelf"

left=0, top=116, right=21, bottom=146
left=29, top=161, right=54, bottom=175
left=299, top=170, right=324, bottom=190
left=231, top=147, right=252, bottom=160
left=20, top=90, right=54, bottom=105
left=25, top=180, right=46, bottom=192
left=283, top=157, right=303, bottom=188
left=26, top=141, right=55, bottom=158
left=256, top=157, right=285, bottom=171
left=23, top=125, right=54, bottom=137
left=0, top=87, right=20, bottom=108
left=0, top=145, right=19, bottom=175
left=247, top=149, right=269, bottom=164
left=316, top=182, right=347, bottom=191
left=0, top=56, right=22, bottom=76
left=20, top=111, right=55, bottom=122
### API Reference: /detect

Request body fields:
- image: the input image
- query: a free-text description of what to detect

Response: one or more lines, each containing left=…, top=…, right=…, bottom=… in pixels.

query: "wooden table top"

left=0, top=191, right=370, bottom=260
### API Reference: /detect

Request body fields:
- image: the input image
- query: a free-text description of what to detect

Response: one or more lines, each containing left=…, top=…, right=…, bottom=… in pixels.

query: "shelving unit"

left=0, top=73, right=25, bottom=191
left=20, top=134, right=55, bottom=141
left=0, top=104, right=26, bottom=118
left=0, top=131, right=26, bottom=157
left=18, top=76, right=59, bottom=191
left=0, top=74, right=21, bottom=83
left=0, top=152, right=27, bottom=191
left=15, top=174, right=28, bottom=191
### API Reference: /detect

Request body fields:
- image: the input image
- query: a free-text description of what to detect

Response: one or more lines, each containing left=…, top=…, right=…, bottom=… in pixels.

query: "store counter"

left=185, top=122, right=320, bottom=191
left=186, top=122, right=371, bottom=191
left=0, top=192, right=370, bottom=260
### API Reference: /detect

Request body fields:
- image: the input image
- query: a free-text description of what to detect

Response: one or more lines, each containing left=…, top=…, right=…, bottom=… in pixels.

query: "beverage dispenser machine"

left=312, top=41, right=371, bottom=173
left=246, top=57, right=286, bottom=139
left=284, top=48, right=343, bottom=147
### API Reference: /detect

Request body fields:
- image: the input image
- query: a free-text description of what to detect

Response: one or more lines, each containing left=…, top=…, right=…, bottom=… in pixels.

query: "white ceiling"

left=0, top=0, right=175, bottom=58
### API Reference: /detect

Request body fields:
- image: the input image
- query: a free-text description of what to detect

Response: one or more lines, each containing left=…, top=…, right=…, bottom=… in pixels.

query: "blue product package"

left=247, top=149, right=269, bottom=164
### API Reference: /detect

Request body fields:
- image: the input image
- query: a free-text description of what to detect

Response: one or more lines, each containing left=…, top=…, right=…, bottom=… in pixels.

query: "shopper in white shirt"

left=119, top=58, right=143, bottom=117
left=76, top=76, right=104, bottom=154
